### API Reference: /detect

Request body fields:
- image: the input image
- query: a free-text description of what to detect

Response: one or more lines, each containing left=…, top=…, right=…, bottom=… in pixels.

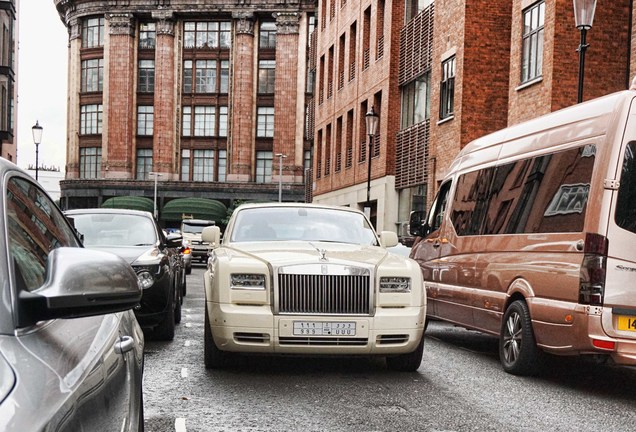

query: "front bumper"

left=206, top=302, right=426, bottom=355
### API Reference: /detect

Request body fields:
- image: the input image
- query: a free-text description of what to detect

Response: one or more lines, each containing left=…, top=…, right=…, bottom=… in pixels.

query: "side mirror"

left=379, top=231, right=399, bottom=248
left=201, top=226, right=221, bottom=248
left=409, top=211, right=429, bottom=237
left=17, top=247, right=141, bottom=328
left=165, top=232, right=184, bottom=248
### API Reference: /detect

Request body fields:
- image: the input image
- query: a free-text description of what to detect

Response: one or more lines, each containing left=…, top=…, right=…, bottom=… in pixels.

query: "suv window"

left=616, top=141, right=636, bottom=233
left=6, top=177, right=80, bottom=292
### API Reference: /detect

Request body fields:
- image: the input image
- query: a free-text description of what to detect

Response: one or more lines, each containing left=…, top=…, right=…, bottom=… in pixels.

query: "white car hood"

left=222, top=241, right=395, bottom=268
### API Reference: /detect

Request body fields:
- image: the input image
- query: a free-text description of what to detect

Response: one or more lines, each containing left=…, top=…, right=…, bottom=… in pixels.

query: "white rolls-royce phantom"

left=201, top=203, right=426, bottom=371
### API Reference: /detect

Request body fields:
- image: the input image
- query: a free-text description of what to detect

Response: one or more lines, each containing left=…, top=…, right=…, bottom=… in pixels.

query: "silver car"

left=0, top=159, right=145, bottom=431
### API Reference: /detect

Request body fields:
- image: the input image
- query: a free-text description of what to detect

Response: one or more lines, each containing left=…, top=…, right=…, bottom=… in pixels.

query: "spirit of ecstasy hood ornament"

left=309, top=242, right=328, bottom=262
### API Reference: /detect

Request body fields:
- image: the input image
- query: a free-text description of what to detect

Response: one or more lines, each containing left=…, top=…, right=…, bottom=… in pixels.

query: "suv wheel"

left=499, top=300, right=542, bottom=375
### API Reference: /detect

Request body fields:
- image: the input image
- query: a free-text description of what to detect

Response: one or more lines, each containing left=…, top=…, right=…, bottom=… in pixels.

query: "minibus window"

left=451, top=167, right=495, bottom=236
left=429, top=181, right=452, bottom=232
left=616, top=141, right=636, bottom=234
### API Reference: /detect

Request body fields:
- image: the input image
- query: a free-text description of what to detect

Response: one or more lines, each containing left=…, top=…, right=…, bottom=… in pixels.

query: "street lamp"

left=275, top=153, right=287, bottom=202
left=31, top=121, right=43, bottom=181
left=149, top=172, right=164, bottom=219
left=365, top=106, right=379, bottom=215
left=573, top=0, right=597, bottom=103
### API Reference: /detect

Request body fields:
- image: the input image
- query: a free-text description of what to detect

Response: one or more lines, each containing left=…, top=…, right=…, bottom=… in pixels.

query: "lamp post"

left=573, top=0, right=597, bottom=103
left=275, top=153, right=287, bottom=202
left=149, top=172, right=164, bottom=219
left=31, top=121, right=43, bottom=181
left=364, top=106, right=379, bottom=217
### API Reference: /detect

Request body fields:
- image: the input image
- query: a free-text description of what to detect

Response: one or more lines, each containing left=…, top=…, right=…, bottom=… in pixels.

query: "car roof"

left=234, top=202, right=365, bottom=216
left=64, top=208, right=154, bottom=218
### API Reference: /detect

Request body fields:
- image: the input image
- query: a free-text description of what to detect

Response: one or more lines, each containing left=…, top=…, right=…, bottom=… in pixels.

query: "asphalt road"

left=143, top=266, right=636, bottom=432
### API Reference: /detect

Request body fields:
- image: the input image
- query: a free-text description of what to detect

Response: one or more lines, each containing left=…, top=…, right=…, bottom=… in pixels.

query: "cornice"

left=55, top=0, right=317, bottom=26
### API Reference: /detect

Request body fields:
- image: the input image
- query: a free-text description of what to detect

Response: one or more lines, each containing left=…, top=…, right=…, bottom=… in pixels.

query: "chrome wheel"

left=499, top=300, right=542, bottom=376
left=502, top=311, right=522, bottom=365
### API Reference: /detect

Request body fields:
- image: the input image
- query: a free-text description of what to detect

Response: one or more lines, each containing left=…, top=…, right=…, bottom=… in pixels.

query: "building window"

left=82, top=17, right=104, bottom=48
left=79, top=147, right=101, bottom=179
left=136, top=149, right=153, bottom=180
left=256, top=151, right=273, bottom=183
left=193, top=149, right=214, bottom=182
left=257, top=107, right=275, bottom=138
left=440, top=56, right=455, bottom=120
left=81, top=58, right=103, bottom=92
left=80, top=104, right=103, bottom=135
left=219, top=106, right=228, bottom=137
left=401, top=73, right=430, bottom=129
left=258, top=60, right=276, bottom=94
left=194, top=106, right=215, bottom=136
left=220, top=61, right=229, bottom=93
left=521, top=1, right=545, bottom=83
left=182, top=106, right=192, bottom=137
left=138, top=60, right=155, bottom=93
left=259, top=22, right=277, bottom=49
left=195, top=60, right=217, bottom=93
left=218, top=150, right=227, bottom=182
left=137, top=105, right=154, bottom=136
left=181, top=149, right=190, bottom=181
left=139, top=23, right=156, bottom=49
left=405, top=0, right=433, bottom=22
left=184, top=21, right=231, bottom=49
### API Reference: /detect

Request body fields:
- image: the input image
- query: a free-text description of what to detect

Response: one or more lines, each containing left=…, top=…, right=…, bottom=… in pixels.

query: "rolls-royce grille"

left=278, top=274, right=370, bottom=315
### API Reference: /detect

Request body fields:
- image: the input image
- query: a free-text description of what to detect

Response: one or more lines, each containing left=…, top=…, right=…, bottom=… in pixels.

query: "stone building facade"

left=54, top=0, right=316, bottom=220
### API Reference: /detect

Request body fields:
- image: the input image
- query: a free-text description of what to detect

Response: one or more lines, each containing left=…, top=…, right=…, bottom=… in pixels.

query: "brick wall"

left=153, top=31, right=176, bottom=176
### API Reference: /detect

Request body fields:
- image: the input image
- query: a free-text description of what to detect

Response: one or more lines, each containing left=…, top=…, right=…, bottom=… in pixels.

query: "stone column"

left=105, top=13, right=135, bottom=179
left=65, top=18, right=82, bottom=179
left=273, top=12, right=302, bottom=184
left=152, top=11, right=176, bottom=178
left=227, top=12, right=255, bottom=182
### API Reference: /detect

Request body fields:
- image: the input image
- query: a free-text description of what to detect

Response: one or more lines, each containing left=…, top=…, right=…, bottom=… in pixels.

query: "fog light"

left=137, top=271, right=154, bottom=290
left=592, top=339, right=616, bottom=351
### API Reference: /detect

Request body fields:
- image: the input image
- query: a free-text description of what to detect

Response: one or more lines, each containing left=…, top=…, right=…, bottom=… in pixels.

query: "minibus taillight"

left=579, top=233, right=608, bottom=306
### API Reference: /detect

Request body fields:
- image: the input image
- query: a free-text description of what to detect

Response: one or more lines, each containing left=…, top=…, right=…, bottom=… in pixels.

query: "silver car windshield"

left=230, top=207, right=379, bottom=246
left=72, top=214, right=158, bottom=247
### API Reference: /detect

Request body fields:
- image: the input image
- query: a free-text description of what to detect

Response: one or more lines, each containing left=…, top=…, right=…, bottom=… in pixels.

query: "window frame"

left=520, top=1, right=545, bottom=84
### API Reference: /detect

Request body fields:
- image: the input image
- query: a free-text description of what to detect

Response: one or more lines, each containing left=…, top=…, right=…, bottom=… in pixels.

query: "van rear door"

left=604, top=106, right=636, bottom=337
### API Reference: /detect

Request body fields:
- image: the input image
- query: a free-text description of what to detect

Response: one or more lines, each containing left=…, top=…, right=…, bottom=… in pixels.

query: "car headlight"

left=379, top=277, right=411, bottom=293
left=137, top=270, right=155, bottom=290
left=230, top=273, right=266, bottom=290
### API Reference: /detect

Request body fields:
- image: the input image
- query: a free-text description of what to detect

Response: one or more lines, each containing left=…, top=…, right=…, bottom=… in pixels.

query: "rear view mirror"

left=409, top=211, right=428, bottom=237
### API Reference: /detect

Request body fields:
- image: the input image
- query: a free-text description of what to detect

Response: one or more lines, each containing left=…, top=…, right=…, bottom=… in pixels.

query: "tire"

left=204, top=307, right=229, bottom=369
left=186, top=264, right=192, bottom=275
left=153, top=296, right=175, bottom=341
left=386, top=333, right=425, bottom=372
left=137, top=389, right=144, bottom=432
left=499, top=300, right=542, bottom=376
left=174, top=285, right=182, bottom=324
left=181, top=272, right=187, bottom=298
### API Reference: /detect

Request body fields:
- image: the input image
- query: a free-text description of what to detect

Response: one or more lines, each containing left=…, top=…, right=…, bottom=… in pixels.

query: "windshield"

left=182, top=222, right=213, bottom=234
left=230, top=207, right=379, bottom=245
left=71, top=213, right=158, bottom=247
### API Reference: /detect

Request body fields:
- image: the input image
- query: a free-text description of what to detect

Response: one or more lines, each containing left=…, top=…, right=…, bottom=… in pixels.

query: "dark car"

left=66, top=208, right=184, bottom=341
left=0, top=158, right=144, bottom=430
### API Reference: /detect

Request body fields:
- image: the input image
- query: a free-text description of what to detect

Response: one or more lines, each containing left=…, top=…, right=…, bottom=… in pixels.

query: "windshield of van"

left=616, top=142, right=636, bottom=233
left=182, top=222, right=213, bottom=234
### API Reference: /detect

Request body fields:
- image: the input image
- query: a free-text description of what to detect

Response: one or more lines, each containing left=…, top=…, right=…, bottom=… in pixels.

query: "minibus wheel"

left=499, top=300, right=541, bottom=376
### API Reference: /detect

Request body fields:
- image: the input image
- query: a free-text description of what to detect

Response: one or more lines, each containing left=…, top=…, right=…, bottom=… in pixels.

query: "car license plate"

left=617, top=315, right=636, bottom=332
left=293, top=321, right=356, bottom=336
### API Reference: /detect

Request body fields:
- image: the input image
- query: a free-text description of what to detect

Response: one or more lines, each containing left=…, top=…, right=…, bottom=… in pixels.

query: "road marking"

left=185, top=323, right=192, bottom=328
left=175, top=418, right=186, bottom=432
left=181, top=368, right=188, bottom=378
left=184, top=340, right=191, bottom=347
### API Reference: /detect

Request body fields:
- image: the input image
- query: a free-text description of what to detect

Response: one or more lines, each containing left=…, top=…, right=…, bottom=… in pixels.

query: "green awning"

left=101, top=196, right=154, bottom=213
left=160, top=197, right=227, bottom=222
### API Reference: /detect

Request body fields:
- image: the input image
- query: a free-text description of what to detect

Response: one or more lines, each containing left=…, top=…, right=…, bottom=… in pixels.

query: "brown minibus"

left=410, top=90, right=636, bottom=375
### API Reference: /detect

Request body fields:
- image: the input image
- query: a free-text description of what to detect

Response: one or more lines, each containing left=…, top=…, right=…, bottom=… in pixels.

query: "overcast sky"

left=17, top=2, right=68, bottom=171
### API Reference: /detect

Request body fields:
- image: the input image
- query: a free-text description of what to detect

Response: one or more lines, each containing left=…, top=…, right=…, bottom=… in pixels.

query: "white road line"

left=185, top=323, right=192, bottom=328
left=175, top=418, right=186, bottom=432
left=181, top=368, right=188, bottom=378
left=184, top=340, right=191, bottom=347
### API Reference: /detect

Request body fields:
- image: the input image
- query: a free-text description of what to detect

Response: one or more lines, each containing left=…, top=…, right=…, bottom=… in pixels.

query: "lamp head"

left=32, top=121, right=43, bottom=145
left=573, top=0, right=597, bottom=30
left=365, top=106, right=379, bottom=137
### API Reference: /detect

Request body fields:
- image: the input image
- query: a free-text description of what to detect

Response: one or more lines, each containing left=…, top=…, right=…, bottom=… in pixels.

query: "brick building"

left=313, top=0, right=634, bottom=234
left=0, top=0, right=17, bottom=163
left=54, top=0, right=316, bottom=224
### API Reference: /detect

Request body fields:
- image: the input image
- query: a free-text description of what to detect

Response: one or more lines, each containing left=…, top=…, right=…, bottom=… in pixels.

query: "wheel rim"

left=502, top=311, right=522, bottom=365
